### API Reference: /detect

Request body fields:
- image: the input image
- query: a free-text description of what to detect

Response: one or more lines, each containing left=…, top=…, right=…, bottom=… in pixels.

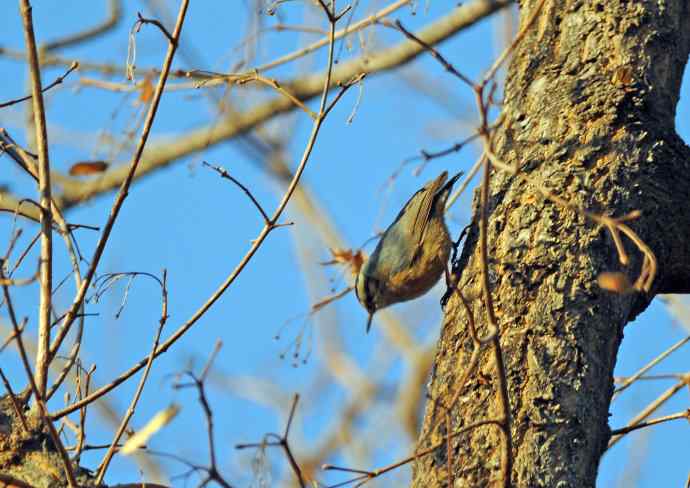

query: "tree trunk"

left=412, top=0, right=690, bottom=487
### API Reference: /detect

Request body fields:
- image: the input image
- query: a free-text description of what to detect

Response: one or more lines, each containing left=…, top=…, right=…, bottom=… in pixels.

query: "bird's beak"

left=366, top=313, right=374, bottom=333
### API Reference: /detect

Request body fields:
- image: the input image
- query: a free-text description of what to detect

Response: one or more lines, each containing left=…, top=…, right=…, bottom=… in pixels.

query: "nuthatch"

left=355, top=171, right=461, bottom=332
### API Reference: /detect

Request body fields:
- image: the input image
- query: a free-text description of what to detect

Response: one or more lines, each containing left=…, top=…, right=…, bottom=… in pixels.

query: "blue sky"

left=1, top=1, right=689, bottom=487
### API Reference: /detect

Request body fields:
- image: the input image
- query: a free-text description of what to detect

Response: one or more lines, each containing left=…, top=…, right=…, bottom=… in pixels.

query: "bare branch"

left=133, top=11, right=174, bottom=44
left=42, top=0, right=122, bottom=51
left=95, top=270, right=169, bottom=483
left=47, top=0, right=191, bottom=365
left=20, top=0, right=55, bottom=402
left=174, top=341, right=232, bottom=488
left=234, top=72, right=318, bottom=120
left=2, top=268, right=77, bottom=487
left=0, top=0, right=512, bottom=215
left=0, top=61, right=79, bottom=109
left=610, top=409, right=690, bottom=437
left=613, top=335, right=690, bottom=400
left=389, top=20, right=474, bottom=88
left=0, top=367, right=30, bottom=434
left=323, top=418, right=504, bottom=487
left=202, top=162, right=272, bottom=224
left=50, top=0, right=344, bottom=420
left=608, top=376, right=690, bottom=449
left=236, top=394, right=306, bottom=488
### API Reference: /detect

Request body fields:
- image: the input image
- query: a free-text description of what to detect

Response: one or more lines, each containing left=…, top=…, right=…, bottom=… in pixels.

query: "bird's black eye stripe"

left=354, top=273, right=362, bottom=303
left=365, top=278, right=377, bottom=311
left=355, top=273, right=376, bottom=312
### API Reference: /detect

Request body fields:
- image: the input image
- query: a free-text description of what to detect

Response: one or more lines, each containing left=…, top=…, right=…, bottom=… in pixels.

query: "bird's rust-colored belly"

left=388, top=231, right=450, bottom=302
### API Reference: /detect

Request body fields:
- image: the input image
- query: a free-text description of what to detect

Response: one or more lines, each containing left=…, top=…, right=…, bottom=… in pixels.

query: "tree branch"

left=19, top=0, right=54, bottom=401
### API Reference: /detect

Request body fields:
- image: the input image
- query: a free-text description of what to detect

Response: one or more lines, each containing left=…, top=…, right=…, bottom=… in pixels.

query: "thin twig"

left=323, top=418, right=504, bottom=487
left=50, top=0, right=342, bottom=420
left=324, top=73, right=367, bottom=116
left=235, top=72, right=318, bottom=119
left=445, top=152, right=484, bottom=211
left=47, top=0, right=190, bottom=365
left=73, top=364, right=95, bottom=463
left=0, top=265, right=39, bottom=286
left=613, top=335, right=690, bottom=400
left=2, top=270, right=77, bottom=487
left=0, top=367, right=30, bottom=434
left=309, top=286, right=354, bottom=314
left=615, top=373, right=686, bottom=383
left=281, top=395, right=306, bottom=488
left=418, top=133, right=482, bottom=165
left=250, top=0, right=411, bottom=74
left=173, top=341, right=231, bottom=488
left=610, top=409, right=690, bottom=436
left=479, top=156, right=513, bottom=487
left=8, top=232, right=41, bottom=278
left=202, top=162, right=271, bottom=224
left=45, top=325, right=84, bottom=401
left=0, top=317, right=27, bottom=353
left=481, top=0, right=547, bottom=86
left=446, top=412, right=454, bottom=487
left=0, top=0, right=511, bottom=217
left=391, top=20, right=474, bottom=88
left=134, top=11, right=174, bottom=43
left=608, top=376, right=689, bottom=449
left=95, top=270, right=168, bottom=483
left=236, top=394, right=306, bottom=488
left=0, top=61, right=79, bottom=108
left=2, top=228, right=23, bottom=262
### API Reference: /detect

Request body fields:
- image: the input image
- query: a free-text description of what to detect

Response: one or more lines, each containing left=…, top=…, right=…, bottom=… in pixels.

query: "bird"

left=355, top=170, right=462, bottom=332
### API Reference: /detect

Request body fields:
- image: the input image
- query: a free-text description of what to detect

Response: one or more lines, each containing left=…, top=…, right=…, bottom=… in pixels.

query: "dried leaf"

left=321, top=248, right=355, bottom=265
left=321, top=248, right=365, bottom=275
left=351, top=250, right=364, bottom=274
left=597, top=272, right=633, bottom=294
left=68, top=161, right=109, bottom=176
left=138, top=77, right=154, bottom=103
left=121, top=404, right=180, bottom=455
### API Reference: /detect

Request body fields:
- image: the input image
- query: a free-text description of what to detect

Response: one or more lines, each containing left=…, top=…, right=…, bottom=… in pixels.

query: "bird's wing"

left=371, top=171, right=460, bottom=276
left=410, top=171, right=448, bottom=260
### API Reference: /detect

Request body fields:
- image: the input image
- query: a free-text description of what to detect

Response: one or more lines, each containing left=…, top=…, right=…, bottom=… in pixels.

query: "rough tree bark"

left=412, top=0, right=690, bottom=487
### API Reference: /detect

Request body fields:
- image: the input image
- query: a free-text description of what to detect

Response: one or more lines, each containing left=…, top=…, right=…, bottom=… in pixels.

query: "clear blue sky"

left=1, top=2, right=689, bottom=487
